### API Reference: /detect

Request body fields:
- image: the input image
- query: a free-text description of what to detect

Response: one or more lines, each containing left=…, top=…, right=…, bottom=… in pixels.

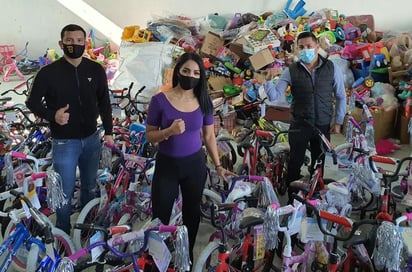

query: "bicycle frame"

left=47, top=224, right=188, bottom=272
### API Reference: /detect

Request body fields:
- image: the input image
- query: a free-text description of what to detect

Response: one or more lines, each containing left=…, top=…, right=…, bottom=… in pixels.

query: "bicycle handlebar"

left=292, top=193, right=380, bottom=241
left=109, top=224, right=177, bottom=248
left=9, top=189, right=54, bottom=244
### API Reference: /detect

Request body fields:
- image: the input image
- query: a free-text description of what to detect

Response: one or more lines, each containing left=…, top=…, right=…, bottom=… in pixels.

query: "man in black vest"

left=264, top=31, right=347, bottom=202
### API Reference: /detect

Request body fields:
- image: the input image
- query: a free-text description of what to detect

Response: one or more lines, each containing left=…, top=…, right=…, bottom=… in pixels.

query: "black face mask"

left=62, top=43, right=85, bottom=59
left=178, top=74, right=200, bottom=90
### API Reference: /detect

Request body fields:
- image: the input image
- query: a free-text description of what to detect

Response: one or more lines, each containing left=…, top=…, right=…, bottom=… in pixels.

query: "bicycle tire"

left=236, top=163, right=249, bottom=176
left=200, top=189, right=222, bottom=220
left=350, top=187, right=375, bottom=214
left=26, top=227, right=75, bottom=272
left=217, top=140, right=237, bottom=170
left=193, top=241, right=221, bottom=272
left=195, top=240, right=272, bottom=272
left=73, top=197, right=101, bottom=251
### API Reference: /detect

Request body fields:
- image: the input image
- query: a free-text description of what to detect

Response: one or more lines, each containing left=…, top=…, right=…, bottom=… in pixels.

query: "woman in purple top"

left=146, top=52, right=233, bottom=264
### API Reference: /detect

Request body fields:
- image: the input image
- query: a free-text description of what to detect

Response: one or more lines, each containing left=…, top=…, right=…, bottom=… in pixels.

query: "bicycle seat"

left=289, top=180, right=311, bottom=194
left=239, top=207, right=264, bottom=229
left=342, top=224, right=377, bottom=256
left=272, top=142, right=290, bottom=154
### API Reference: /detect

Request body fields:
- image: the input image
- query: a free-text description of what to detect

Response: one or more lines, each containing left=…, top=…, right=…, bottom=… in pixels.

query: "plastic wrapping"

left=257, top=177, right=280, bottom=207
left=3, top=152, right=13, bottom=186
left=174, top=225, right=191, bottom=272
left=55, top=257, right=74, bottom=272
left=100, top=145, right=112, bottom=170
left=374, top=221, right=403, bottom=271
left=364, top=122, right=376, bottom=154
left=46, top=170, right=68, bottom=211
left=352, top=163, right=380, bottom=196
left=263, top=204, right=279, bottom=250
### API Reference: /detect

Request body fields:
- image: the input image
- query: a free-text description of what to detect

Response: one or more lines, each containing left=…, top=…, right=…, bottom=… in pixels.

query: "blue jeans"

left=52, top=131, right=101, bottom=234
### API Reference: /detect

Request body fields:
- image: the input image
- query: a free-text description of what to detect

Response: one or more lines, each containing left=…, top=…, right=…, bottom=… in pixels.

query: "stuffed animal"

left=389, top=33, right=412, bottom=70
left=375, top=138, right=401, bottom=155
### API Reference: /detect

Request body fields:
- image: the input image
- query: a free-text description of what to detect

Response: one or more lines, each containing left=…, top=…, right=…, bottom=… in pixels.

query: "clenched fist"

left=169, top=118, right=185, bottom=135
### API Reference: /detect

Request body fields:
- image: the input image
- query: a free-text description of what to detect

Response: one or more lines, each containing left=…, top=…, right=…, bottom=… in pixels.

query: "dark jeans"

left=286, top=123, right=330, bottom=200
left=151, top=149, right=207, bottom=263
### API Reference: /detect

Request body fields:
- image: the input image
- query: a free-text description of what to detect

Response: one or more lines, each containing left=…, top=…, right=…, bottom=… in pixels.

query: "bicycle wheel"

left=350, top=187, right=375, bottom=214
left=217, top=141, right=237, bottom=171
left=194, top=241, right=223, bottom=271
left=72, top=197, right=101, bottom=251
left=4, top=216, right=51, bottom=272
left=195, top=240, right=272, bottom=272
left=200, top=189, right=222, bottom=220
left=236, top=164, right=249, bottom=176
left=26, top=227, right=75, bottom=272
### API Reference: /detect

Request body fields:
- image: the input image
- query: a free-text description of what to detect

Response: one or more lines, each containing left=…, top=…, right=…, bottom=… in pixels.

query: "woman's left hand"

left=216, top=166, right=237, bottom=182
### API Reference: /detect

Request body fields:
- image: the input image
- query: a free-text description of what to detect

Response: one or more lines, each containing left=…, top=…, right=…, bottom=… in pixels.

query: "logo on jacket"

left=88, top=78, right=92, bottom=82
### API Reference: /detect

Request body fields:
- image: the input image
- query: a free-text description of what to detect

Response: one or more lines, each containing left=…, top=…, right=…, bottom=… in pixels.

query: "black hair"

left=60, top=24, right=86, bottom=40
left=296, top=31, right=318, bottom=43
left=172, top=52, right=213, bottom=115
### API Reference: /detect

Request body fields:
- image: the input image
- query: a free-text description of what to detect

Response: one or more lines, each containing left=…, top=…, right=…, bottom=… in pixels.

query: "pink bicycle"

left=0, top=45, right=24, bottom=82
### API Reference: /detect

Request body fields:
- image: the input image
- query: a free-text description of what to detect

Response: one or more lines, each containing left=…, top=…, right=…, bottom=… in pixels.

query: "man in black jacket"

left=26, top=24, right=114, bottom=234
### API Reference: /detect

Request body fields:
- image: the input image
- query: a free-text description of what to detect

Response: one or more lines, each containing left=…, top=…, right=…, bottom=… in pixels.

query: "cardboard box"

left=228, top=42, right=251, bottom=62
left=248, top=48, right=275, bottom=70
left=264, top=106, right=291, bottom=123
left=351, top=106, right=397, bottom=142
left=397, top=112, right=411, bottom=144
left=208, top=76, right=232, bottom=91
left=201, top=32, right=224, bottom=57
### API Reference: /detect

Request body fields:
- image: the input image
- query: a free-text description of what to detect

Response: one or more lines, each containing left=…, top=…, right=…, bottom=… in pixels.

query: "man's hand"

left=104, top=135, right=114, bottom=145
left=55, top=104, right=70, bottom=125
left=330, top=124, right=342, bottom=134
left=265, top=67, right=283, bottom=81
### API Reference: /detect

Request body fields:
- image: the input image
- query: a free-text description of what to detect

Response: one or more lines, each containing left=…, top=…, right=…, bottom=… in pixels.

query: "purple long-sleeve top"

left=146, top=92, right=214, bottom=158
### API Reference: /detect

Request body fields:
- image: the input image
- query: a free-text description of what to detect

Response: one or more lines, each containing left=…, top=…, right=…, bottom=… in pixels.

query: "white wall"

left=1, top=0, right=411, bottom=59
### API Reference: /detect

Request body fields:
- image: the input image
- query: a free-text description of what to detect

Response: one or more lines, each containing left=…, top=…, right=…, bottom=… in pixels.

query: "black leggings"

left=151, top=149, right=207, bottom=262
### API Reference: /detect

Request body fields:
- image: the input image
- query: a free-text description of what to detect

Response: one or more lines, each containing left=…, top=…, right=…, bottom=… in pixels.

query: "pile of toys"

left=116, top=0, right=411, bottom=142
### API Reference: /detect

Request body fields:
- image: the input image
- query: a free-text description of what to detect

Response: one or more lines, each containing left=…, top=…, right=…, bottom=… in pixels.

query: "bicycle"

left=194, top=201, right=278, bottom=272
left=263, top=199, right=330, bottom=272
left=35, top=221, right=190, bottom=272
left=0, top=188, right=74, bottom=272
left=200, top=174, right=279, bottom=222
left=0, top=44, right=25, bottom=82
left=212, top=109, right=237, bottom=172
left=73, top=142, right=156, bottom=250
left=292, top=192, right=412, bottom=271
left=110, top=82, right=148, bottom=127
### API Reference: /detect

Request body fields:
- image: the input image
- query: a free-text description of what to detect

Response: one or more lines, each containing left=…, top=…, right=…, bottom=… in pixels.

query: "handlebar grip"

left=370, top=155, right=398, bottom=165
left=11, top=151, right=27, bottom=160
left=31, top=172, right=47, bottom=181
left=111, top=229, right=145, bottom=246
left=246, top=175, right=265, bottom=182
left=332, top=153, right=338, bottom=165
left=318, top=210, right=353, bottom=228
left=159, top=225, right=177, bottom=233
left=255, top=129, right=273, bottom=138
left=10, top=189, right=23, bottom=197
left=69, top=248, right=88, bottom=261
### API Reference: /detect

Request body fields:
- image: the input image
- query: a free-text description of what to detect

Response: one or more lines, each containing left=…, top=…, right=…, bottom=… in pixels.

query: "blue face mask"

left=299, top=48, right=316, bottom=63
